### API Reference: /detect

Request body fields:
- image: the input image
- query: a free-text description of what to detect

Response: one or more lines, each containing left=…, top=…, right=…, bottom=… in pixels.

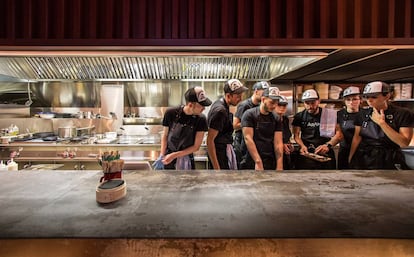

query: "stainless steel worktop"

left=1, top=141, right=208, bottom=170
left=0, top=169, right=413, bottom=239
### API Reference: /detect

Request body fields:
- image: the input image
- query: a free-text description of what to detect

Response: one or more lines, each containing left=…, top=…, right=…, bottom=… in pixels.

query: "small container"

left=95, top=134, right=104, bottom=139
left=7, top=159, right=18, bottom=171
left=0, top=161, right=7, bottom=171
left=9, top=124, right=19, bottom=136
left=84, top=111, right=92, bottom=119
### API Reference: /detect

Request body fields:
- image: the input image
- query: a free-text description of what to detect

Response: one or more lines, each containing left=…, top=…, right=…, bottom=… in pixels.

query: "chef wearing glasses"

left=349, top=81, right=413, bottom=169
left=335, top=86, right=362, bottom=169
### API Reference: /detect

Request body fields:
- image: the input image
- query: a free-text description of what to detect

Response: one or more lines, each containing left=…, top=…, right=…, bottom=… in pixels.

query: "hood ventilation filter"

left=0, top=55, right=322, bottom=81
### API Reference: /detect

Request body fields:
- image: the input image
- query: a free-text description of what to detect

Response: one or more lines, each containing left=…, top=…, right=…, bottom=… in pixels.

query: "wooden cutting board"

left=303, top=153, right=332, bottom=162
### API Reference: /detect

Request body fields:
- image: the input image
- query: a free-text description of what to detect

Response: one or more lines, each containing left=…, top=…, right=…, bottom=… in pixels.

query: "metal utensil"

left=25, top=82, right=33, bottom=106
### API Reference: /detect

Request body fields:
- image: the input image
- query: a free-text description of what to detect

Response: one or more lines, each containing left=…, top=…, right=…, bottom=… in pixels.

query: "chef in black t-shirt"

left=241, top=87, right=284, bottom=170
left=233, top=81, right=269, bottom=168
left=159, top=86, right=212, bottom=170
left=349, top=81, right=413, bottom=169
left=292, top=89, right=337, bottom=169
left=207, top=79, right=248, bottom=170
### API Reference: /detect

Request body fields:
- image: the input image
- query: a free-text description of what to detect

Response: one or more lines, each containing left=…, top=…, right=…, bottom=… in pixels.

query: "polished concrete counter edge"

left=0, top=170, right=414, bottom=239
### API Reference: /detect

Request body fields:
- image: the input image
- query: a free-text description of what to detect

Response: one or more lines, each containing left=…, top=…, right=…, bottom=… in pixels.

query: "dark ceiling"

left=273, top=48, right=414, bottom=84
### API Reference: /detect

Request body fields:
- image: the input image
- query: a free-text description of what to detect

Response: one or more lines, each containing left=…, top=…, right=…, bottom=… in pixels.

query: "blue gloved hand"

left=152, top=155, right=164, bottom=170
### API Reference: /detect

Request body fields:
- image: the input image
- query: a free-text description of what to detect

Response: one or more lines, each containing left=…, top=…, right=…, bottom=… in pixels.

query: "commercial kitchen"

left=0, top=0, right=414, bottom=256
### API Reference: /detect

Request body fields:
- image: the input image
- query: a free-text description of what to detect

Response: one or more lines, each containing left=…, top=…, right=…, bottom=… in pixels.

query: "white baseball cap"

left=363, top=81, right=390, bottom=97
left=301, top=89, right=319, bottom=101
left=278, top=95, right=289, bottom=105
left=343, top=86, right=361, bottom=97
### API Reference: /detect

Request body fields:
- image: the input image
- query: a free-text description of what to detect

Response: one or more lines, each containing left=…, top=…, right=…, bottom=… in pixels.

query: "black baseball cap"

left=185, top=87, right=212, bottom=106
left=224, top=79, right=248, bottom=94
left=263, top=86, right=282, bottom=100
left=252, top=81, right=270, bottom=90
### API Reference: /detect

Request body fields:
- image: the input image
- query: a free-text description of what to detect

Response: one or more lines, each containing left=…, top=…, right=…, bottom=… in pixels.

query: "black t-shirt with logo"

left=292, top=107, right=329, bottom=147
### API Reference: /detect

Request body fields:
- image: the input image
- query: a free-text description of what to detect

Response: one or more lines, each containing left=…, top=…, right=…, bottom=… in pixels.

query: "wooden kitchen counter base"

left=0, top=170, right=413, bottom=239
left=1, top=238, right=413, bottom=257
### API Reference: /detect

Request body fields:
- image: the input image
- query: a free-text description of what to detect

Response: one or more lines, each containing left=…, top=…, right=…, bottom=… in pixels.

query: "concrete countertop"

left=0, top=169, right=414, bottom=239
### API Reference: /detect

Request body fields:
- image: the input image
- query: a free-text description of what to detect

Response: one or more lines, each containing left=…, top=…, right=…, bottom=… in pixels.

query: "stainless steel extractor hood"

left=0, top=52, right=326, bottom=81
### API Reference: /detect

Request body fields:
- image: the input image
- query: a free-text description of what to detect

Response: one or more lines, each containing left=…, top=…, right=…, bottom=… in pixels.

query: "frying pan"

left=32, top=132, right=56, bottom=138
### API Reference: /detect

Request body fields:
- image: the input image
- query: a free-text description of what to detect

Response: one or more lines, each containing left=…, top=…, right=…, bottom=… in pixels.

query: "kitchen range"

left=0, top=115, right=209, bottom=170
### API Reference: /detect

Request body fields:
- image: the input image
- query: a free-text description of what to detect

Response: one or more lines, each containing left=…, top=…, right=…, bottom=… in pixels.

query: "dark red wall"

left=0, top=0, right=413, bottom=46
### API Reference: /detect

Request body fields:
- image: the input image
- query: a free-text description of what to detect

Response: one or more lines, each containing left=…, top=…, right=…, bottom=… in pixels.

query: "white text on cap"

left=343, top=86, right=360, bottom=97
left=302, top=89, right=319, bottom=100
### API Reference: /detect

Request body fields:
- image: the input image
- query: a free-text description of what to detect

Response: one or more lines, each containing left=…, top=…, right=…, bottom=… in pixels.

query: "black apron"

left=208, top=103, right=234, bottom=170
left=241, top=115, right=276, bottom=170
left=338, top=117, right=355, bottom=169
left=165, top=109, right=196, bottom=169
left=350, top=110, right=407, bottom=170
left=294, top=109, right=336, bottom=170
left=351, top=144, right=407, bottom=170
left=233, top=131, right=244, bottom=169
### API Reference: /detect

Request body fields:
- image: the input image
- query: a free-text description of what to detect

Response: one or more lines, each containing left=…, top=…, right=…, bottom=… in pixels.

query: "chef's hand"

left=370, top=107, right=386, bottom=126
left=299, top=145, right=308, bottom=155
left=283, top=143, right=294, bottom=154
left=162, top=153, right=175, bottom=165
left=315, top=144, right=329, bottom=155
left=255, top=159, right=264, bottom=171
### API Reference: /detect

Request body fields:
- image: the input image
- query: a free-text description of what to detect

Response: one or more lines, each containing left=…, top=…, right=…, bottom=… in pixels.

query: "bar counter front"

left=1, top=169, right=414, bottom=256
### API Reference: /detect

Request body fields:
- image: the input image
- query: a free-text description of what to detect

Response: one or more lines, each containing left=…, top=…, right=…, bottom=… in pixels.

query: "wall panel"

left=0, top=0, right=412, bottom=46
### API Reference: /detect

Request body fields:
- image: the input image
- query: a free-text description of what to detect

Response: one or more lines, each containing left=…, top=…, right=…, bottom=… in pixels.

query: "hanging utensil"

left=25, top=82, right=33, bottom=106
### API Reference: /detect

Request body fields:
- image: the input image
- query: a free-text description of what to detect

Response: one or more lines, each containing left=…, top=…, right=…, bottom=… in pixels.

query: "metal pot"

left=58, top=126, right=77, bottom=138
